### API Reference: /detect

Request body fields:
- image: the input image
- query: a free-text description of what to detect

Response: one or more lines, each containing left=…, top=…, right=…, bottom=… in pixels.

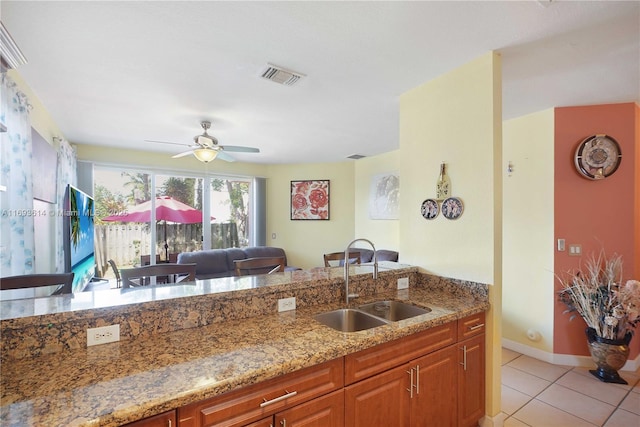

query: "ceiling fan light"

left=193, top=148, right=218, bottom=163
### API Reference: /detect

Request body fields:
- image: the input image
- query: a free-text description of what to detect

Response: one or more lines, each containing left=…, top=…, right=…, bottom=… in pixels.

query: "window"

left=94, top=166, right=253, bottom=277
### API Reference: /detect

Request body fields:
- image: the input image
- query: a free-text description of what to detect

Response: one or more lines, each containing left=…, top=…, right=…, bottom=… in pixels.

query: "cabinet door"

left=344, top=363, right=411, bottom=427
left=124, top=410, right=176, bottom=427
left=458, top=334, right=485, bottom=427
left=274, top=389, right=344, bottom=427
left=411, top=345, right=458, bottom=427
left=243, top=417, right=273, bottom=427
left=178, top=358, right=342, bottom=427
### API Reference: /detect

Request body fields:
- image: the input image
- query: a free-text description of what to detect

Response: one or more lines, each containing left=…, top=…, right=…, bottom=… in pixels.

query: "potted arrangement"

left=558, top=251, right=640, bottom=384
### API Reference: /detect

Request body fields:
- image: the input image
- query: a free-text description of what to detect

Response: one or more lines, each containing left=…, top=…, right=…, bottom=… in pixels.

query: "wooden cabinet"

left=345, top=363, right=411, bottom=426
left=123, top=410, right=176, bottom=427
left=153, top=312, right=485, bottom=427
left=412, top=345, right=458, bottom=426
left=457, top=313, right=486, bottom=427
left=178, top=358, right=343, bottom=427
left=274, top=389, right=344, bottom=427
left=344, top=313, right=485, bottom=427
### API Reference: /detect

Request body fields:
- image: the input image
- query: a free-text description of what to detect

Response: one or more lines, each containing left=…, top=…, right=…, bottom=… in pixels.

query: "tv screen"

left=63, top=185, right=95, bottom=293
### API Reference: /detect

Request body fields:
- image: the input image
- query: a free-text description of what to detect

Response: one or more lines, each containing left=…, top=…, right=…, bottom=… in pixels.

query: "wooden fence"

left=95, top=222, right=240, bottom=276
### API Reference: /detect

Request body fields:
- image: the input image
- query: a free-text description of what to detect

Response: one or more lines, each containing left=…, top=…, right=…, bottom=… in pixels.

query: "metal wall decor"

left=420, top=162, right=464, bottom=220
left=574, top=134, right=622, bottom=180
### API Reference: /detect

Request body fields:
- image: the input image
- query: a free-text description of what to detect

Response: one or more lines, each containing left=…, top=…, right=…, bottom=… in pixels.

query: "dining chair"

left=234, top=256, right=285, bottom=276
left=0, top=273, right=74, bottom=294
left=107, top=259, right=122, bottom=288
left=120, top=263, right=196, bottom=288
left=323, top=251, right=361, bottom=267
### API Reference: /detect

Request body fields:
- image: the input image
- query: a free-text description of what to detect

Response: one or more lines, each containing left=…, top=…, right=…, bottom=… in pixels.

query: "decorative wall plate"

left=442, top=197, right=463, bottom=220
left=420, top=198, right=439, bottom=220
left=574, top=134, right=622, bottom=180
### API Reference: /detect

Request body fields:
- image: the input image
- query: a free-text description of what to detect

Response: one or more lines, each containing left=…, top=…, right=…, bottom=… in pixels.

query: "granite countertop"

left=0, top=270, right=489, bottom=427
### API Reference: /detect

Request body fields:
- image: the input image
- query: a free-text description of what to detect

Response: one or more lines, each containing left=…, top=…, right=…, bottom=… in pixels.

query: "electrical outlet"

left=397, top=277, right=409, bottom=290
left=87, top=324, right=120, bottom=347
left=278, top=297, right=296, bottom=312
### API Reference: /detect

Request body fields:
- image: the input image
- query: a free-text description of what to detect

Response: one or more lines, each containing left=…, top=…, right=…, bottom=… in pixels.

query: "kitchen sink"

left=314, top=308, right=389, bottom=332
left=357, top=300, right=431, bottom=322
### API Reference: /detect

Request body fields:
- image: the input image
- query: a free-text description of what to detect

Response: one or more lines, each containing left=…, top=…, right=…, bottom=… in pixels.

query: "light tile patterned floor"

left=502, top=348, right=640, bottom=427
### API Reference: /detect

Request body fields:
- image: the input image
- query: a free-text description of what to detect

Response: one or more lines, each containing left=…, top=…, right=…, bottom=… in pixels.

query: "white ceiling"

left=2, top=1, right=638, bottom=165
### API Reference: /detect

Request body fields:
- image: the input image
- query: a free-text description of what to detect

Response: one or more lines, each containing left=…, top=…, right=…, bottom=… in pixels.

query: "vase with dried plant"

left=557, top=251, right=639, bottom=384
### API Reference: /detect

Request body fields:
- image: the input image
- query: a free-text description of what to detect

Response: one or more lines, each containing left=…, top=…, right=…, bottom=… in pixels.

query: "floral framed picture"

left=290, top=180, right=330, bottom=220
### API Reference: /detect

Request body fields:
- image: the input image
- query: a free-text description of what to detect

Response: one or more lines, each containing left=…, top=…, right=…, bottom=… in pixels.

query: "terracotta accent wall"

left=554, top=103, right=639, bottom=358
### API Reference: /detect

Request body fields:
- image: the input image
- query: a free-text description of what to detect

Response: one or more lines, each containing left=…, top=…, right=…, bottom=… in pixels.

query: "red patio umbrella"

left=102, top=196, right=213, bottom=261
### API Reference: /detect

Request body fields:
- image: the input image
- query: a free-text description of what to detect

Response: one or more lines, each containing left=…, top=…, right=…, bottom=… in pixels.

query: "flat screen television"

left=63, top=185, right=95, bottom=293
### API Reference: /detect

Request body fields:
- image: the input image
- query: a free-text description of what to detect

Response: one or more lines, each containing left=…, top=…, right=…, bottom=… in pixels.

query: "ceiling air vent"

left=347, top=154, right=366, bottom=160
left=260, top=63, right=305, bottom=86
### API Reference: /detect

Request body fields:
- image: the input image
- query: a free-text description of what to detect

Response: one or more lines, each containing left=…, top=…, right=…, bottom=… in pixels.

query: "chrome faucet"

left=344, top=238, right=378, bottom=304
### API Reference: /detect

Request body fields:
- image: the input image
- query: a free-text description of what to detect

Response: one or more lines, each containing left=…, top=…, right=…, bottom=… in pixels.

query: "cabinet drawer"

left=345, top=321, right=456, bottom=385
left=123, top=410, right=176, bottom=427
left=457, top=313, right=486, bottom=341
left=178, top=358, right=343, bottom=427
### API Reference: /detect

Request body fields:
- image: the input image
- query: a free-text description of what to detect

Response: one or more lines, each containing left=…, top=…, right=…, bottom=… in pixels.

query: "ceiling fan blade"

left=172, top=150, right=195, bottom=159
left=220, top=145, right=260, bottom=153
left=216, top=150, right=236, bottom=162
left=145, top=139, right=192, bottom=147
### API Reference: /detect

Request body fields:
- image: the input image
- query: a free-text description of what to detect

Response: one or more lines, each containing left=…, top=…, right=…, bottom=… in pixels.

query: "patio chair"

left=234, top=257, right=285, bottom=276
left=107, top=259, right=122, bottom=288
left=120, top=263, right=196, bottom=288
left=323, top=252, right=361, bottom=267
left=0, top=273, right=74, bottom=295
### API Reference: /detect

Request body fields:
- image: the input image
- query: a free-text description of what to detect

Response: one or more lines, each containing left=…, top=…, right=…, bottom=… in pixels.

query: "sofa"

left=349, top=248, right=399, bottom=263
left=177, top=246, right=299, bottom=279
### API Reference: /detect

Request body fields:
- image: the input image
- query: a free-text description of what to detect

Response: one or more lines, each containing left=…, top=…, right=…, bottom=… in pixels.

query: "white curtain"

left=0, top=73, right=34, bottom=275
left=54, top=139, right=77, bottom=272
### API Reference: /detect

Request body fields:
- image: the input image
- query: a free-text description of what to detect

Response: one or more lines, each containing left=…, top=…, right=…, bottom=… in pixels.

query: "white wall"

left=502, top=109, right=555, bottom=353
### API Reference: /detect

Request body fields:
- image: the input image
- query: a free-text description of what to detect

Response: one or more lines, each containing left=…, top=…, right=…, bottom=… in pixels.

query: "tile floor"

left=502, top=348, right=640, bottom=426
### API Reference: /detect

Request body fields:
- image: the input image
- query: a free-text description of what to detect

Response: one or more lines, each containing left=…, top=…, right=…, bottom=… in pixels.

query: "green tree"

left=122, top=172, right=151, bottom=204
left=94, top=184, right=128, bottom=224
left=208, top=178, right=248, bottom=242
left=160, top=177, right=196, bottom=206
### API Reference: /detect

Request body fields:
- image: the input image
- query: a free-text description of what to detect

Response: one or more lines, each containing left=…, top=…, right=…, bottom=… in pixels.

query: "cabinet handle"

left=415, top=365, right=420, bottom=395
left=406, top=368, right=414, bottom=398
left=468, top=323, right=485, bottom=331
left=167, top=420, right=171, bottom=427
left=280, top=420, right=286, bottom=427
left=460, top=345, right=468, bottom=371
left=260, top=390, right=298, bottom=408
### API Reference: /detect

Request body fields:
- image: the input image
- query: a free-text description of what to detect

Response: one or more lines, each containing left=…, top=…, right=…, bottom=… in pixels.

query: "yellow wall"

left=354, top=150, right=400, bottom=252
left=503, top=109, right=555, bottom=353
left=266, top=162, right=355, bottom=269
left=77, top=145, right=356, bottom=270
left=398, top=52, right=503, bottom=422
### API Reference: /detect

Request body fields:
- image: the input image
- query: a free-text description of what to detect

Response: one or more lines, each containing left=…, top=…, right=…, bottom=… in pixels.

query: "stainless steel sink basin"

left=314, top=308, right=389, bottom=332
left=357, top=300, right=431, bottom=322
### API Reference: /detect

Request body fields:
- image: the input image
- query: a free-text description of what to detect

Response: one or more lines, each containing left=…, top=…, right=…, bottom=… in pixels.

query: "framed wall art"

left=290, top=180, right=330, bottom=220
left=369, top=171, right=399, bottom=219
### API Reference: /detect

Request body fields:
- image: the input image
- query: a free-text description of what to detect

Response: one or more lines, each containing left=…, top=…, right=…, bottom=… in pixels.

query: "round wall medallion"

left=442, top=197, right=463, bottom=220
left=421, top=199, right=439, bottom=220
left=574, top=134, right=622, bottom=180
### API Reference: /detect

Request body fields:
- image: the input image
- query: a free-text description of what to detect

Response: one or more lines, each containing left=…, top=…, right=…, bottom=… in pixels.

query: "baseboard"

left=480, top=412, right=505, bottom=427
left=502, top=338, right=640, bottom=372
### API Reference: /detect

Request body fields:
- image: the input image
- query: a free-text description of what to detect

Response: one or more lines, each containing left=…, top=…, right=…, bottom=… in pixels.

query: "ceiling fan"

left=146, top=121, right=260, bottom=163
